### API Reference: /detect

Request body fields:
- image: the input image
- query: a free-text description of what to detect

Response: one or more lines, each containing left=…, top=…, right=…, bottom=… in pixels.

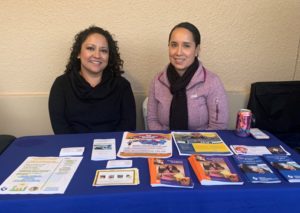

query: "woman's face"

left=78, top=33, right=109, bottom=76
left=168, top=27, right=199, bottom=75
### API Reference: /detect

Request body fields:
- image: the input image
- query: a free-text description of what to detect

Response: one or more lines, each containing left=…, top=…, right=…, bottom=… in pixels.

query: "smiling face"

left=78, top=33, right=109, bottom=77
left=168, top=27, right=199, bottom=75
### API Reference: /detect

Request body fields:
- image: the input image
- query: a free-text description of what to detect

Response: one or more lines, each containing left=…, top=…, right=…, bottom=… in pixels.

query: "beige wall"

left=0, top=1, right=299, bottom=136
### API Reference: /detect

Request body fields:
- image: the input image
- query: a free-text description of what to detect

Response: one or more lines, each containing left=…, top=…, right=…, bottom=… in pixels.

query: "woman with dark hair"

left=49, top=26, right=136, bottom=134
left=147, top=22, right=228, bottom=130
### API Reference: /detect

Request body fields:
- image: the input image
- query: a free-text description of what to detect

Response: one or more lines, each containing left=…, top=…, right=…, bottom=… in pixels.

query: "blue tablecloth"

left=0, top=130, right=300, bottom=213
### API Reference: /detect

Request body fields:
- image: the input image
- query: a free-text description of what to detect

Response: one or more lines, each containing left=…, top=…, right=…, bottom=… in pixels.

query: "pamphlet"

left=59, top=147, right=85, bottom=156
left=188, top=155, right=243, bottom=185
left=230, top=145, right=271, bottom=155
left=117, top=132, right=172, bottom=158
left=172, top=132, right=233, bottom=156
left=233, top=155, right=281, bottom=183
left=264, top=155, right=300, bottom=183
left=91, top=139, right=116, bottom=161
left=230, top=145, right=290, bottom=156
left=93, top=168, right=139, bottom=186
left=0, top=156, right=82, bottom=194
left=148, top=158, right=194, bottom=188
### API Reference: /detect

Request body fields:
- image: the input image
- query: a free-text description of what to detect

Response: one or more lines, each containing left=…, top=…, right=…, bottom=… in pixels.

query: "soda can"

left=235, top=109, right=252, bottom=137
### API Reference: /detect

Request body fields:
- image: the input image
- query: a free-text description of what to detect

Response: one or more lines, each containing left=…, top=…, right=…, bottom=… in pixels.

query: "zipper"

left=215, top=98, right=219, bottom=121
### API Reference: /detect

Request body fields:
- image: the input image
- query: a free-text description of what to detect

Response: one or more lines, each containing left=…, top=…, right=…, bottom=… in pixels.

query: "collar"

left=158, top=61, right=206, bottom=89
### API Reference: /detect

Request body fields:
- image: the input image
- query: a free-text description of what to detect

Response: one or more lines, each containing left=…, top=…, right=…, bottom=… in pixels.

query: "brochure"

left=93, top=168, right=139, bottom=186
left=264, top=155, right=300, bottom=183
left=188, top=155, right=243, bottom=185
left=117, top=132, right=172, bottom=158
left=0, top=156, right=82, bottom=194
left=230, top=145, right=271, bottom=155
left=230, top=145, right=290, bottom=156
left=172, top=132, right=233, bottom=156
left=91, top=139, right=116, bottom=161
left=148, top=158, right=194, bottom=188
left=233, top=155, right=281, bottom=183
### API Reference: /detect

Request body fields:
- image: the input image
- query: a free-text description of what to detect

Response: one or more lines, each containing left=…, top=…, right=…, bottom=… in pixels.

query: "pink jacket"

left=147, top=62, right=229, bottom=130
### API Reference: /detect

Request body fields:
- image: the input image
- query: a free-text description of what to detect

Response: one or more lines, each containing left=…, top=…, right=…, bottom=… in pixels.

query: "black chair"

left=247, top=81, right=300, bottom=152
left=0, top=135, right=16, bottom=154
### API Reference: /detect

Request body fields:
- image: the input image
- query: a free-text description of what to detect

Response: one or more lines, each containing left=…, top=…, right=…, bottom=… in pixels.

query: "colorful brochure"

left=233, top=155, right=281, bottom=183
left=264, top=155, right=300, bottom=183
left=117, top=132, right=172, bottom=158
left=188, top=155, right=243, bottom=185
left=148, top=158, right=194, bottom=188
left=93, top=168, right=139, bottom=186
left=172, top=132, right=233, bottom=156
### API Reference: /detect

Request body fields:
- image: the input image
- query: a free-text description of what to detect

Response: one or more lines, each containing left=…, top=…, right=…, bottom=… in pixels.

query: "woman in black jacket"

left=49, top=26, right=136, bottom=134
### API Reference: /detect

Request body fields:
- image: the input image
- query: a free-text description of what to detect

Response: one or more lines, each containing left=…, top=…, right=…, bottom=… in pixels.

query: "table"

left=1, top=130, right=300, bottom=213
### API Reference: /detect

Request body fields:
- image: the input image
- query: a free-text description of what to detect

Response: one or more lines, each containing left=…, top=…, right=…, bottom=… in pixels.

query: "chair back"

left=142, top=97, right=148, bottom=130
left=0, top=135, right=16, bottom=154
left=247, top=81, right=300, bottom=133
left=247, top=81, right=300, bottom=150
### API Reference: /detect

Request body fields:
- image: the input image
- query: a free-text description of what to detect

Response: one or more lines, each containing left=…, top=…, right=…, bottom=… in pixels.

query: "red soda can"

left=235, top=109, right=252, bottom=137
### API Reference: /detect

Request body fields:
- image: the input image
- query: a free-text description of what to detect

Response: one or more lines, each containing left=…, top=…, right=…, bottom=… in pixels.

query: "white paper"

left=106, top=160, right=132, bottom=168
left=59, top=147, right=85, bottom=156
left=0, top=156, right=82, bottom=194
left=230, top=145, right=272, bottom=155
left=91, top=139, right=116, bottom=161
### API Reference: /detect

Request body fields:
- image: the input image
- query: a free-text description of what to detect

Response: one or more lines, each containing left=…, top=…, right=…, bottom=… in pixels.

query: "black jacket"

left=49, top=71, right=136, bottom=134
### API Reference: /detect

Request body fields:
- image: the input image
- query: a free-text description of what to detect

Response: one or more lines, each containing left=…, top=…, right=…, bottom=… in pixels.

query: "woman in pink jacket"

left=147, top=22, right=229, bottom=130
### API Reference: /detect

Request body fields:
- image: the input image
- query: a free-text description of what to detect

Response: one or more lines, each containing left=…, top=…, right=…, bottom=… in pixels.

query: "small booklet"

left=148, top=158, right=194, bottom=188
left=264, top=155, right=300, bottom=183
left=91, top=139, right=116, bottom=161
left=230, top=145, right=290, bottom=156
left=188, top=155, right=243, bottom=185
left=93, top=168, right=139, bottom=186
left=172, top=132, right=233, bottom=156
left=59, top=147, right=85, bottom=156
left=233, top=155, right=281, bottom=183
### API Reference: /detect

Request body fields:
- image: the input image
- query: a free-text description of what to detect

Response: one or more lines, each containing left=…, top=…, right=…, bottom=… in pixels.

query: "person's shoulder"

left=114, top=76, right=133, bottom=90
left=202, top=67, right=219, bottom=78
left=51, top=73, right=69, bottom=89
left=54, top=73, right=68, bottom=83
left=202, top=66, right=223, bottom=83
left=151, top=67, right=168, bottom=85
left=116, top=75, right=130, bottom=84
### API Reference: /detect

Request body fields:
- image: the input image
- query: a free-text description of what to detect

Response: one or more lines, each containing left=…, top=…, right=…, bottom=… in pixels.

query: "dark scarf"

left=68, top=69, right=118, bottom=100
left=167, top=58, right=199, bottom=130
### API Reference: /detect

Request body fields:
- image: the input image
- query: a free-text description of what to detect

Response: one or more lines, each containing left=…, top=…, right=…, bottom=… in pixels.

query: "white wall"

left=0, top=1, right=299, bottom=136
